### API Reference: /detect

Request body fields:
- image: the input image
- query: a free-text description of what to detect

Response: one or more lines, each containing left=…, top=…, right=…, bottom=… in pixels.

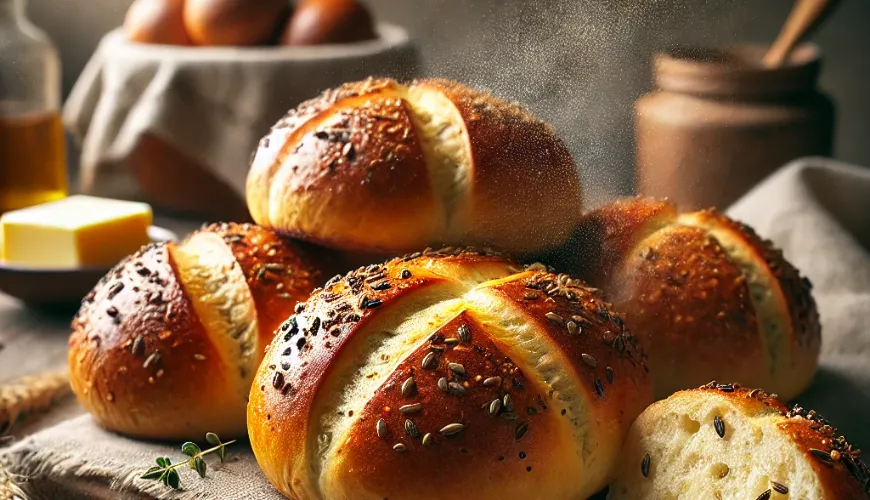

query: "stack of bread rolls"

left=66, top=77, right=862, bottom=499
left=69, top=78, right=586, bottom=441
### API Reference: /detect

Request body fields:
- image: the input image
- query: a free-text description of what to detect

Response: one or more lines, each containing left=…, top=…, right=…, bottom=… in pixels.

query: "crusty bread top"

left=572, top=197, right=820, bottom=400
left=691, top=212, right=820, bottom=350
left=248, top=247, right=653, bottom=500
left=247, top=77, right=582, bottom=254
left=68, top=223, right=318, bottom=439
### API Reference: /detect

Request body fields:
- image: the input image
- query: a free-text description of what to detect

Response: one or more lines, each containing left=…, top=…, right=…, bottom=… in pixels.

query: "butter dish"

left=0, top=225, right=176, bottom=306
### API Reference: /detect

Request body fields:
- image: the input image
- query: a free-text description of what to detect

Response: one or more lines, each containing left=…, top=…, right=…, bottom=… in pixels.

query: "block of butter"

left=0, top=195, right=152, bottom=268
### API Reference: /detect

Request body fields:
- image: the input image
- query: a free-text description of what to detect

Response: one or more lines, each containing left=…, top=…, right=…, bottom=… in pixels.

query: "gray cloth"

left=63, top=26, right=418, bottom=201
left=3, top=158, right=870, bottom=498
left=727, top=157, right=870, bottom=448
left=2, top=415, right=279, bottom=500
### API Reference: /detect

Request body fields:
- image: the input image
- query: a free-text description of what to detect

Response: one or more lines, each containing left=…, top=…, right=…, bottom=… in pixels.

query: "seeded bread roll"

left=124, top=0, right=192, bottom=45
left=609, top=383, right=870, bottom=499
left=246, top=78, right=583, bottom=255
left=571, top=198, right=821, bottom=401
left=184, top=0, right=290, bottom=46
left=248, top=248, right=653, bottom=500
left=69, top=223, right=319, bottom=440
left=281, top=0, right=376, bottom=46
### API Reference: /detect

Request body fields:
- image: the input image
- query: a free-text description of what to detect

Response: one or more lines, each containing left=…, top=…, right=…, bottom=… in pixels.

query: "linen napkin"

left=63, top=25, right=418, bottom=203
left=727, top=157, right=870, bottom=449
left=3, top=157, right=869, bottom=499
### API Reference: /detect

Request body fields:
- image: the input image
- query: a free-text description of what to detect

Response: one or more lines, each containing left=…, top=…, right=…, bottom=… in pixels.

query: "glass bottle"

left=0, top=0, right=66, bottom=213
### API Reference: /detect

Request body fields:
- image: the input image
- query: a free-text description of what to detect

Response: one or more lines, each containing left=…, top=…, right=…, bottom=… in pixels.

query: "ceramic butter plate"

left=0, top=226, right=177, bottom=306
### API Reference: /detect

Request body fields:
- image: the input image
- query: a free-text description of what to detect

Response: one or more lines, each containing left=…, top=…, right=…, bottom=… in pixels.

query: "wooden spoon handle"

left=763, top=0, right=842, bottom=68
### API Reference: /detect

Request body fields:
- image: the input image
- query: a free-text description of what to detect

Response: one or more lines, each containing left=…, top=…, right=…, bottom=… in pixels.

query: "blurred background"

left=29, top=0, right=870, bottom=204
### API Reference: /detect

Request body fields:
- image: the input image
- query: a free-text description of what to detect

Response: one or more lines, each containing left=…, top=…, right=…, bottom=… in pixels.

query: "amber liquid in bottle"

left=0, top=110, right=67, bottom=213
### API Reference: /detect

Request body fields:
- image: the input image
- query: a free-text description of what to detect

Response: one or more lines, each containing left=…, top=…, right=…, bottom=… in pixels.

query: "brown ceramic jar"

left=635, top=44, right=835, bottom=211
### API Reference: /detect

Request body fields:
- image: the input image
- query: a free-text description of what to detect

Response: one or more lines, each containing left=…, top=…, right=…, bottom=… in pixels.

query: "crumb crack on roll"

left=609, top=382, right=870, bottom=499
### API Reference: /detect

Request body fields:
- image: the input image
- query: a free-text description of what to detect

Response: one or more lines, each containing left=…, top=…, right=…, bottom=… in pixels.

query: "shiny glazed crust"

left=246, top=78, right=582, bottom=254
left=248, top=248, right=653, bottom=500
left=69, top=223, right=318, bottom=440
left=609, top=383, right=870, bottom=499
left=571, top=197, right=821, bottom=400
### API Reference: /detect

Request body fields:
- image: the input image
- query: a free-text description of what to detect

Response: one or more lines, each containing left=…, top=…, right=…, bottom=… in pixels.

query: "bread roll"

left=282, top=0, right=376, bottom=46
left=609, top=383, right=870, bottom=499
left=124, top=0, right=192, bottom=46
left=69, top=223, right=319, bottom=440
left=248, top=248, right=652, bottom=500
left=184, top=0, right=290, bottom=46
left=571, top=198, right=820, bottom=401
left=246, top=78, right=583, bottom=255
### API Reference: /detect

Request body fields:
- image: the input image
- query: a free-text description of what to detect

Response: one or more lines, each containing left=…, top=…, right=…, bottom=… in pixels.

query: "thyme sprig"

left=140, top=432, right=236, bottom=489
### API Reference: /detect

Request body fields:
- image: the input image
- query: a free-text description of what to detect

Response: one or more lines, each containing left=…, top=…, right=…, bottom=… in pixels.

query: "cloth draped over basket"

left=63, top=25, right=419, bottom=217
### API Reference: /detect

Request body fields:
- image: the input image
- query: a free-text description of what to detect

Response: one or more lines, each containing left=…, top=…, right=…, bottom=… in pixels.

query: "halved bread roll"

left=248, top=248, right=652, bottom=500
left=246, top=78, right=582, bottom=255
left=69, top=223, right=319, bottom=440
left=609, top=383, right=870, bottom=499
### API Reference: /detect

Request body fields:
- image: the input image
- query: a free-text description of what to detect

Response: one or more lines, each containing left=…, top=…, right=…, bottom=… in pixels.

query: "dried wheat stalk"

left=0, top=371, right=71, bottom=436
left=0, top=459, right=27, bottom=499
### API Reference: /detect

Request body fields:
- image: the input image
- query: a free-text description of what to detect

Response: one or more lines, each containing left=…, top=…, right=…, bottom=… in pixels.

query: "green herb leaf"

left=205, top=432, right=221, bottom=446
left=141, top=432, right=236, bottom=489
left=166, top=469, right=181, bottom=489
left=181, top=441, right=201, bottom=457
left=194, top=457, right=207, bottom=478
left=141, top=466, right=163, bottom=480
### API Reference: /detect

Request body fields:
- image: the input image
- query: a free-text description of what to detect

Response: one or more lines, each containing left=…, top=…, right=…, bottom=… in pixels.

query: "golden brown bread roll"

left=248, top=247, right=652, bottom=500
left=184, top=0, right=290, bottom=46
left=609, top=383, right=870, bottom=499
left=69, top=223, right=319, bottom=440
left=571, top=198, right=820, bottom=401
left=246, top=78, right=583, bottom=255
left=281, top=0, right=376, bottom=46
left=124, top=0, right=193, bottom=46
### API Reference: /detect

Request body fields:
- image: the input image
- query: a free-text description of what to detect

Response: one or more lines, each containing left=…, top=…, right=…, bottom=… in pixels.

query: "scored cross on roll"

left=246, top=78, right=583, bottom=255
left=248, top=248, right=653, bottom=500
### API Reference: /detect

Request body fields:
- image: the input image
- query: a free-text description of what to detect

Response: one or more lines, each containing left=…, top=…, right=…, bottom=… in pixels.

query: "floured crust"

left=609, top=383, right=870, bottom=499
left=571, top=197, right=821, bottom=401
left=69, top=223, right=318, bottom=440
left=247, top=248, right=652, bottom=500
left=246, top=78, right=583, bottom=254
